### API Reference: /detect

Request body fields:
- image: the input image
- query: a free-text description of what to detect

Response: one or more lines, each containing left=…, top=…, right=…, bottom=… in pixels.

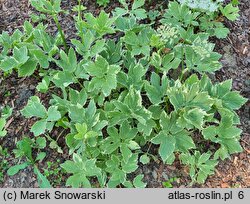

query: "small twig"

left=146, top=142, right=152, bottom=154
left=240, top=138, right=249, bottom=146
left=226, top=36, right=238, bottom=53
left=4, top=117, right=14, bottom=129
left=56, top=129, right=66, bottom=142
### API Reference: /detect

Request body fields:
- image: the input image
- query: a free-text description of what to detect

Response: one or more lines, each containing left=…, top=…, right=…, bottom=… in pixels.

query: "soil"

left=0, top=0, right=249, bottom=188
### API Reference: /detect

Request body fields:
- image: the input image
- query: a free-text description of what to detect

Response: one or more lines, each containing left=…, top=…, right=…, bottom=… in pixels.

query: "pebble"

left=162, top=172, right=169, bottom=180
left=29, top=85, right=36, bottom=90
left=152, top=170, right=158, bottom=180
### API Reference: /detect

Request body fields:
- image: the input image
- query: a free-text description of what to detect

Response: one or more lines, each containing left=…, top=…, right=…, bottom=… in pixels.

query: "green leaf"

left=148, top=105, right=163, bottom=120
left=83, top=11, right=115, bottom=37
left=34, top=167, right=51, bottom=188
left=137, top=119, right=156, bottom=137
left=122, top=154, right=138, bottom=173
left=31, top=120, right=47, bottom=136
left=66, top=174, right=91, bottom=188
left=151, top=131, right=176, bottom=163
left=0, top=46, right=29, bottom=72
left=198, top=152, right=210, bottom=165
left=0, top=57, right=19, bottom=72
left=74, top=123, right=88, bottom=139
left=52, top=71, right=76, bottom=88
left=110, top=88, right=152, bottom=126
left=74, top=122, right=98, bottom=147
left=86, top=56, right=120, bottom=96
left=97, top=0, right=110, bottom=7
left=123, top=28, right=153, bottom=57
left=151, top=52, right=162, bottom=69
left=133, top=174, right=146, bottom=188
left=21, top=96, right=47, bottom=118
left=1, top=106, right=13, bottom=119
left=7, top=162, right=30, bottom=176
left=175, top=132, right=195, bottom=152
left=180, top=151, right=218, bottom=184
left=55, top=48, right=77, bottom=73
left=47, top=106, right=61, bottom=122
left=124, top=31, right=138, bottom=46
left=85, top=131, right=98, bottom=147
left=101, top=121, right=138, bottom=159
left=69, top=88, right=87, bottom=106
left=32, top=49, right=49, bottom=68
left=120, top=120, right=138, bottom=140
left=222, top=91, right=247, bottom=110
left=36, top=152, right=46, bottom=161
left=161, top=1, right=200, bottom=27
left=18, top=59, right=38, bottom=77
left=13, top=46, right=29, bottom=64
left=183, top=108, right=206, bottom=129
left=140, top=155, right=150, bottom=164
left=222, top=138, right=243, bottom=154
left=107, top=170, right=126, bottom=187
left=218, top=126, right=242, bottom=138
left=214, top=145, right=229, bottom=160
left=216, top=79, right=232, bottom=98
left=128, top=141, right=140, bottom=150
left=36, top=137, right=46, bottom=149
left=60, top=160, right=79, bottom=174
left=30, top=0, right=62, bottom=14
left=16, top=138, right=33, bottom=161
left=61, top=156, right=101, bottom=187
left=0, top=118, right=7, bottom=137
left=124, top=88, right=152, bottom=124
left=220, top=4, right=239, bottom=21
left=132, top=8, right=147, bottom=20
left=68, top=105, right=86, bottom=123
left=145, top=73, right=168, bottom=104
left=202, top=126, right=217, bottom=140
left=36, top=77, right=50, bottom=93
left=214, top=27, right=230, bottom=39
left=120, top=144, right=132, bottom=163
left=118, top=63, right=147, bottom=90
left=132, top=0, right=145, bottom=10
left=162, top=53, right=181, bottom=72
left=168, top=81, right=214, bottom=111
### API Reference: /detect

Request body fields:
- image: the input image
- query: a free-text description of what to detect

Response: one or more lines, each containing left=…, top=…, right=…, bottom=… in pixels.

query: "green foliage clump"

left=7, top=137, right=51, bottom=187
left=169, top=1, right=239, bottom=39
left=43, top=160, right=66, bottom=187
left=0, top=0, right=246, bottom=187
left=177, top=0, right=224, bottom=12
left=97, top=0, right=110, bottom=7
left=0, top=106, right=12, bottom=138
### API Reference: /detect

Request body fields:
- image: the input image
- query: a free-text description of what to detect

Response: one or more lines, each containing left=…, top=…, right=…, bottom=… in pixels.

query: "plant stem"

left=77, top=79, right=84, bottom=88
left=53, top=15, right=68, bottom=53
left=179, top=45, right=185, bottom=81
left=78, top=0, right=82, bottom=21
left=146, top=142, right=152, bottom=154
left=56, top=129, right=66, bottom=142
